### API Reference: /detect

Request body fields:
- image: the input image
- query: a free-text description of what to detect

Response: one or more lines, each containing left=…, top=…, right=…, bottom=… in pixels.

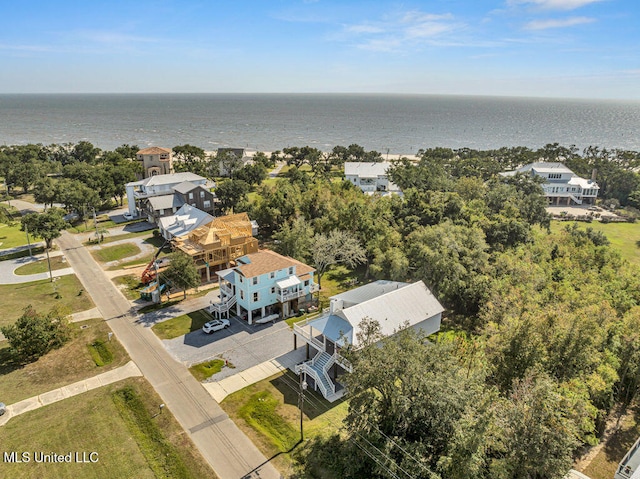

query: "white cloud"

left=524, top=16, right=595, bottom=29
left=508, top=0, right=605, bottom=11
left=340, top=9, right=464, bottom=52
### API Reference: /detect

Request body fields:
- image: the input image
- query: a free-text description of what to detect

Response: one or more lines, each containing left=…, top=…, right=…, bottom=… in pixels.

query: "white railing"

left=209, top=294, right=236, bottom=314
left=568, top=193, right=583, bottom=205
left=293, top=323, right=324, bottom=351
left=220, top=283, right=233, bottom=297
left=296, top=362, right=329, bottom=398
left=333, top=352, right=353, bottom=372
left=279, top=289, right=305, bottom=302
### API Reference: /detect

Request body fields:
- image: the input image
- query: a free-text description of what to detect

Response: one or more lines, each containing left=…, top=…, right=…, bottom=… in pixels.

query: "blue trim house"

left=209, top=250, right=318, bottom=325
left=293, top=280, right=444, bottom=401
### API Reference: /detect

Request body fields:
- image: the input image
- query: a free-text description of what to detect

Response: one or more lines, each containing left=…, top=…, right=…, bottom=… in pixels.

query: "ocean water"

left=0, top=93, right=639, bottom=154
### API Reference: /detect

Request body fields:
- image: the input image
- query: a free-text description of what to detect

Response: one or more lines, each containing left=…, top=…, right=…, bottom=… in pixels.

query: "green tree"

left=21, top=207, right=67, bottom=249
left=0, top=305, right=71, bottom=361
left=490, top=370, right=580, bottom=479
left=272, top=217, right=314, bottom=263
left=215, top=179, right=250, bottom=214
left=163, top=251, right=200, bottom=299
left=311, top=230, right=366, bottom=288
left=233, top=162, right=268, bottom=186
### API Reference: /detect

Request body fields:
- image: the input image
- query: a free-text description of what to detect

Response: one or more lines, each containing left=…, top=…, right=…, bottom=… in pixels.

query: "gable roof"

left=331, top=280, right=408, bottom=307
left=172, top=181, right=200, bottom=194
left=341, top=281, right=444, bottom=347
left=235, top=250, right=315, bottom=278
left=344, top=161, right=391, bottom=178
left=141, top=172, right=206, bottom=187
left=137, top=147, right=172, bottom=155
left=147, top=194, right=184, bottom=211
left=158, top=204, right=214, bottom=238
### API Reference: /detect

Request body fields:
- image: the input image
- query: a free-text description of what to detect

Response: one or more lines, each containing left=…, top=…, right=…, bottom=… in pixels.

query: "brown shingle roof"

left=236, top=250, right=315, bottom=278
left=137, top=147, right=172, bottom=155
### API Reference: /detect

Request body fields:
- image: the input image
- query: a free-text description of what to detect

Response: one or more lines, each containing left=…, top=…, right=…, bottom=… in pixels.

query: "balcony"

left=278, top=283, right=318, bottom=303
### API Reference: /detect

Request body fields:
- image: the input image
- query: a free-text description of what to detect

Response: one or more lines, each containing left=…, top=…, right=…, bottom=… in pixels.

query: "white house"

left=500, top=162, right=599, bottom=206
left=125, top=172, right=215, bottom=220
left=293, top=280, right=444, bottom=401
left=615, top=435, right=640, bottom=479
left=344, top=162, right=401, bottom=195
left=157, top=204, right=215, bottom=240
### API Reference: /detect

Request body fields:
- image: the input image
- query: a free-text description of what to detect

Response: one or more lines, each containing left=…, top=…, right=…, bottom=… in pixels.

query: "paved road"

left=56, top=231, right=281, bottom=479
left=165, top=316, right=297, bottom=374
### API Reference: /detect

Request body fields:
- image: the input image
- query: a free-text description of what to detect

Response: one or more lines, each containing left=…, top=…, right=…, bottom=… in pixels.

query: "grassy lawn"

left=189, top=358, right=226, bottom=381
left=550, top=220, right=640, bottom=266
left=0, top=318, right=129, bottom=404
left=0, top=377, right=217, bottom=479
left=13, top=255, right=69, bottom=275
left=0, top=245, right=45, bottom=261
left=221, top=371, right=348, bottom=473
left=112, top=274, right=145, bottom=300
left=91, top=242, right=141, bottom=263
left=582, top=410, right=640, bottom=479
left=84, top=229, right=160, bottom=246
left=0, top=275, right=94, bottom=329
left=152, top=309, right=212, bottom=340
left=0, top=220, right=37, bottom=250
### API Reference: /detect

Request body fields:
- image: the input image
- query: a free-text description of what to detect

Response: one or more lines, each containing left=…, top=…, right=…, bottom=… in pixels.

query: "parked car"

left=123, top=212, right=135, bottom=220
left=202, top=318, right=230, bottom=334
left=0, top=402, right=6, bottom=416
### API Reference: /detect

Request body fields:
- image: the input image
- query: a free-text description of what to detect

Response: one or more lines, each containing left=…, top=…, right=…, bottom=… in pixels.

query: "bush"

left=0, top=305, right=71, bottom=361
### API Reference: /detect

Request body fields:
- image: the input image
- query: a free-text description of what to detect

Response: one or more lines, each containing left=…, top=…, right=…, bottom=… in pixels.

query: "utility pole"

left=298, top=373, right=307, bottom=442
left=25, top=222, right=32, bottom=256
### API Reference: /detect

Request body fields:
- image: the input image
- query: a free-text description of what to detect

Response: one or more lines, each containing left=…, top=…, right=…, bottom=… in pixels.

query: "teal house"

left=209, top=250, right=318, bottom=325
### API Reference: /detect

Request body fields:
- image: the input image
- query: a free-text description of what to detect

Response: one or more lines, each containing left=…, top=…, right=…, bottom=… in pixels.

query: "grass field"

left=112, top=274, right=145, bottom=300
left=0, top=318, right=128, bottom=404
left=85, top=229, right=159, bottom=246
left=0, top=220, right=36, bottom=250
left=152, top=309, right=212, bottom=340
left=550, top=221, right=640, bottom=266
left=189, top=358, right=226, bottom=381
left=91, top=242, right=141, bottom=263
left=221, top=371, right=348, bottom=473
left=0, top=275, right=94, bottom=329
left=13, top=255, right=69, bottom=275
left=0, top=377, right=217, bottom=479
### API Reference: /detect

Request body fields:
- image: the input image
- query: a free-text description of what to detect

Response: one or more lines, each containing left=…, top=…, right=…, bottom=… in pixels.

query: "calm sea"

left=1, top=93, right=639, bottom=154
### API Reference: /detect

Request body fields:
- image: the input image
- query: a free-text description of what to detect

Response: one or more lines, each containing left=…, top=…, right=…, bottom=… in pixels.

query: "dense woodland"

left=3, top=141, right=640, bottom=478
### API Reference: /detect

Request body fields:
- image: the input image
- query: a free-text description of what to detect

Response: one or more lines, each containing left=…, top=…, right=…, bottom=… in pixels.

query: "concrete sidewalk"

left=203, top=347, right=307, bottom=402
left=0, top=361, right=142, bottom=427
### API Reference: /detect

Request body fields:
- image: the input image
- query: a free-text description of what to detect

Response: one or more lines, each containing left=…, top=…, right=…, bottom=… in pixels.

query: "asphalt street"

left=56, top=231, right=281, bottom=479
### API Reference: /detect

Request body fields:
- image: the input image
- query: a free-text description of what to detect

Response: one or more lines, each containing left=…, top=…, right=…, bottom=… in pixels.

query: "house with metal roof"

left=293, top=280, right=444, bottom=401
left=158, top=204, right=215, bottom=240
left=209, top=249, right=318, bottom=325
left=500, top=162, right=599, bottom=206
left=344, top=161, right=401, bottom=196
left=125, top=172, right=215, bottom=223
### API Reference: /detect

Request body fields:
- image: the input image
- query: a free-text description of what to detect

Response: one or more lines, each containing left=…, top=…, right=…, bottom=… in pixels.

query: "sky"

left=0, top=0, right=638, bottom=99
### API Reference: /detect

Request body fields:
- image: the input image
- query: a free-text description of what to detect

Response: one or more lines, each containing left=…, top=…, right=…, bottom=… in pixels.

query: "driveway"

left=164, top=316, right=297, bottom=378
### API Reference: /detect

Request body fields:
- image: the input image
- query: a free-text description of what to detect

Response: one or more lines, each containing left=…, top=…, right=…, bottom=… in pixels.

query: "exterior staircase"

left=209, top=294, right=237, bottom=316
left=296, top=351, right=343, bottom=402
left=568, top=193, right=583, bottom=205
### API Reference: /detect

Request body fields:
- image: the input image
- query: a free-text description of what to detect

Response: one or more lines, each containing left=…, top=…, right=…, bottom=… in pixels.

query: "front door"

left=282, top=302, right=289, bottom=318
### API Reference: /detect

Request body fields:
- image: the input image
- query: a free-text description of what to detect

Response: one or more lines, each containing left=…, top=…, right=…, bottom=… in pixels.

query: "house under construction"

left=172, top=213, right=259, bottom=282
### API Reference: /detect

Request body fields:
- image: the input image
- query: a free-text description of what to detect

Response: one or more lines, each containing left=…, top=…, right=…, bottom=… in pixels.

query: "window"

left=304, top=280, right=309, bottom=287
left=200, top=191, right=205, bottom=198
left=188, top=192, right=194, bottom=200
left=253, top=292, right=259, bottom=302
left=240, top=290, right=244, bottom=300
left=252, top=277, right=258, bottom=285
left=239, top=276, right=244, bottom=283
left=159, top=209, right=164, bottom=215
left=548, top=173, right=562, bottom=179
left=271, top=287, right=276, bottom=294
left=269, top=272, right=275, bottom=279
left=288, top=267, right=294, bottom=275
left=203, top=200, right=211, bottom=209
